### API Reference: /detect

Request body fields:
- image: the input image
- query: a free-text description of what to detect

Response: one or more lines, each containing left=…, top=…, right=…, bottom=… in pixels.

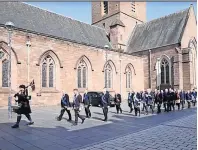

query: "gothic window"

left=77, top=60, right=87, bottom=88
left=126, top=66, right=132, bottom=88
left=2, top=59, right=9, bottom=87
left=160, top=58, right=170, bottom=84
left=103, top=1, right=108, bottom=14
left=41, top=55, right=55, bottom=88
left=104, top=63, right=112, bottom=88
left=189, top=42, right=197, bottom=87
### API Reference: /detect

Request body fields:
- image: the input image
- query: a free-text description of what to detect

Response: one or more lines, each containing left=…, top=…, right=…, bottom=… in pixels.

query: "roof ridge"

left=22, top=2, right=105, bottom=31
left=137, top=7, right=190, bottom=27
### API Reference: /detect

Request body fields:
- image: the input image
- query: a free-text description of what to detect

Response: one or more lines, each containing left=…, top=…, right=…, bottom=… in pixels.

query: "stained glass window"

left=105, top=64, right=112, bottom=88
left=161, top=58, right=170, bottom=84
left=126, top=66, right=132, bottom=88
left=41, top=55, right=55, bottom=88
left=49, top=63, right=54, bottom=87
left=78, top=67, right=81, bottom=88
left=42, top=62, right=47, bottom=87
left=77, top=60, right=87, bottom=88
left=2, top=59, right=9, bottom=87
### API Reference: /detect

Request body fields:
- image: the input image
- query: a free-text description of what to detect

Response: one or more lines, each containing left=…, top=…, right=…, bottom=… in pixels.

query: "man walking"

left=128, top=90, right=134, bottom=113
left=101, top=88, right=110, bottom=121
left=114, top=92, right=122, bottom=114
left=73, top=89, right=85, bottom=125
left=83, top=89, right=91, bottom=118
left=12, top=85, right=34, bottom=128
left=179, top=89, right=186, bottom=109
left=57, top=91, right=72, bottom=121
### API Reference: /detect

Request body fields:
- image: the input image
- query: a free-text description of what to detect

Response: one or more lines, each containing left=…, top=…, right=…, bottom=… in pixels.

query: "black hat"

left=19, top=84, right=26, bottom=89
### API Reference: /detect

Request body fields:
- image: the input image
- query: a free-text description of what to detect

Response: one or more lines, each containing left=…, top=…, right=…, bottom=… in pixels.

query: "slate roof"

left=0, top=2, right=112, bottom=49
left=126, top=8, right=190, bottom=53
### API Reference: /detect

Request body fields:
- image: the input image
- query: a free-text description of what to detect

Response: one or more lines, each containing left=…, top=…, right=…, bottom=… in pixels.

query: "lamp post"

left=5, top=21, right=15, bottom=119
left=157, top=58, right=160, bottom=91
left=104, top=45, right=109, bottom=89
left=26, top=36, right=31, bottom=102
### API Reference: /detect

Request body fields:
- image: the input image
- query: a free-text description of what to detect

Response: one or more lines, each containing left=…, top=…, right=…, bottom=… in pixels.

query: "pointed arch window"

left=126, top=66, right=132, bottom=88
left=41, top=55, right=55, bottom=88
left=77, top=60, right=87, bottom=88
left=189, top=42, right=197, bottom=87
left=105, top=63, right=112, bottom=88
left=2, top=59, right=9, bottom=87
left=161, top=58, right=170, bottom=84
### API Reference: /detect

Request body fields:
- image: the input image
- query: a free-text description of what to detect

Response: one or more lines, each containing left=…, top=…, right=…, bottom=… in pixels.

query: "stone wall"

left=0, top=27, right=144, bottom=107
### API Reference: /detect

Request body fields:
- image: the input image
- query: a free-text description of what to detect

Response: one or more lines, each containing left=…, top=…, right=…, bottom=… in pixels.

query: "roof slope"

left=126, top=8, right=190, bottom=53
left=0, top=2, right=111, bottom=48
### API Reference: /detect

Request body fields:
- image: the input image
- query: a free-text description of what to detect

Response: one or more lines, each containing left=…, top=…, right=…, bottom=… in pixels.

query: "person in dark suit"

left=186, top=90, right=192, bottom=108
left=101, top=88, right=110, bottom=121
left=114, top=92, right=122, bottom=114
left=128, top=90, right=134, bottom=113
left=163, top=89, right=169, bottom=112
left=191, top=89, right=197, bottom=107
left=57, top=91, right=72, bottom=121
left=179, top=89, right=186, bottom=109
left=168, top=88, right=175, bottom=111
left=73, top=89, right=85, bottom=125
left=134, top=93, right=141, bottom=116
left=83, top=89, right=91, bottom=118
left=12, top=85, right=34, bottom=128
left=156, top=90, right=163, bottom=114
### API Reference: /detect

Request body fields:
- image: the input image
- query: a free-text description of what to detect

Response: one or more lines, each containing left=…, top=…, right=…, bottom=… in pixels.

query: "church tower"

left=92, top=2, right=146, bottom=50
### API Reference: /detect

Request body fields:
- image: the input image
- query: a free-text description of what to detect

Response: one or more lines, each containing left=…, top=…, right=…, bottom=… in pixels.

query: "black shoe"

left=73, top=123, right=77, bottom=126
left=67, top=119, right=72, bottom=122
left=81, top=118, right=85, bottom=124
left=102, top=119, right=107, bottom=122
left=56, top=117, right=61, bottom=121
left=11, top=124, right=19, bottom=128
left=27, top=122, right=34, bottom=126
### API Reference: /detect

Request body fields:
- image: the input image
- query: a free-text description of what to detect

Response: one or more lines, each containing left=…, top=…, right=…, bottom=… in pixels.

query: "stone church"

left=0, top=2, right=197, bottom=106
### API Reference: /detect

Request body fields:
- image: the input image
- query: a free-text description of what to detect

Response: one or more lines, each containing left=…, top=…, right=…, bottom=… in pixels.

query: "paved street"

left=0, top=102, right=197, bottom=150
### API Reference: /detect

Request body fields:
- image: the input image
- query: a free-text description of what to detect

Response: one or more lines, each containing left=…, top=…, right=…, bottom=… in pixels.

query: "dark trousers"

left=85, top=105, right=91, bottom=118
left=168, top=102, right=175, bottom=111
left=176, top=103, right=180, bottom=110
left=74, top=109, right=84, bottom=124
left=147, top=105, right=154, bottom=114
left=181, top=100, right=185, bottom=109
left=192, top=100, right=196, bottom=106
left=157, top=103, right=161, bottom=114
left=128, top=102, right=133, bottom=113
left=163, top=102, right=168, bottom=112
left=102, top=106, right=108, bottom=121
left=58, top=107, right=72, bottom=120
left=187, top=101, right=191, bottom=108
left=134, top=107, right=140, bottom=116
left=115, top=104, right=122, bottom=113
left=142, top=103, right=148, bottom=113
left=16, top=113, right=32, bottom=125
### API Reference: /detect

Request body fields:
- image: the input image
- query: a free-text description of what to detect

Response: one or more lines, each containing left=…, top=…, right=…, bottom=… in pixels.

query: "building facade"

left=0, top=2, right=197, bottom=107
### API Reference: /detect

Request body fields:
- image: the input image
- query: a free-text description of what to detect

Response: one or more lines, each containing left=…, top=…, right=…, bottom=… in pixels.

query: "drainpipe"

left=149, top=49, right=152, bottom=90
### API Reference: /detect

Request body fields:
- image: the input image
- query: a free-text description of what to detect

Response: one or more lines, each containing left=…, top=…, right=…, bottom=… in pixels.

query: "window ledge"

left=0, top=88, right=16, bottom=94
left=40, top=88, right=60, bottom=93
left=78, top=88, right=87, bottom=93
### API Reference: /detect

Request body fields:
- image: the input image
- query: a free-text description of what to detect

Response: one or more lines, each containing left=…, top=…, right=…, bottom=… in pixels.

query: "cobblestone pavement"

left=79, top=114, right=197, bottom=150
left=0, top=102, right=196, bottom=150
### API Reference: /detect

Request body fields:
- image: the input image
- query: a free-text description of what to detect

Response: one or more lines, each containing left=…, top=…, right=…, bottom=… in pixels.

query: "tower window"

left=131, top=2, right=135, bottom=13
left=103, top=23, right=105, bottom=28
left=104, top=1, right=108, bottom=14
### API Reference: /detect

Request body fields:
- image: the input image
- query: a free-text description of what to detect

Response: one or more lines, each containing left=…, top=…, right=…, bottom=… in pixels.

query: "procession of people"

left=11, top=84, right=197, bottom=128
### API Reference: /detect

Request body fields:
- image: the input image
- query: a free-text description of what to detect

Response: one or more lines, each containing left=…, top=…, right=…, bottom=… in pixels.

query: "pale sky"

left=27, top=2, right=197, bottom=24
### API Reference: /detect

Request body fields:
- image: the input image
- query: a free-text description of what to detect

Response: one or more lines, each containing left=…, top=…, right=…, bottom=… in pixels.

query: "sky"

left=27, top=2, right=197, bottom=24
